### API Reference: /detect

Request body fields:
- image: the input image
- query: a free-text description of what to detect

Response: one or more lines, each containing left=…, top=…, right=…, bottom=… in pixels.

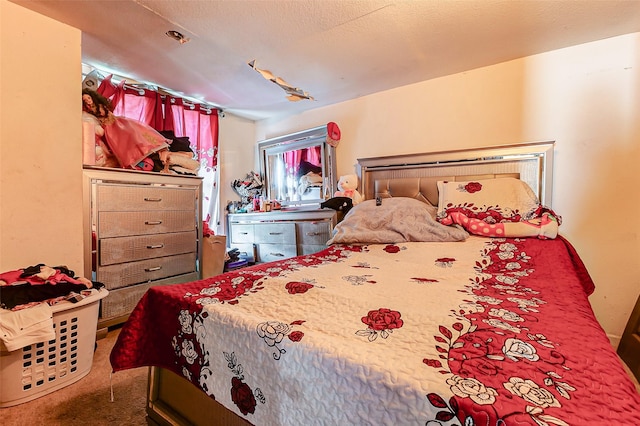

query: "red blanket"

left=111, top=238, right=639, bottom=425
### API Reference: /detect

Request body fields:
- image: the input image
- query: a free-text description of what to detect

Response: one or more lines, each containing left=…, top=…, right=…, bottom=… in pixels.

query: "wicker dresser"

left=227, top=209, right=336, bottom=263
left=83, top=167, right=202, bottom=330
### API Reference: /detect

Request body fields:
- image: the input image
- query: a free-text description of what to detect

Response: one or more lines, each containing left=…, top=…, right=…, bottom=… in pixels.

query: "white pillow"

left=436, top=178, right=540, bottom=223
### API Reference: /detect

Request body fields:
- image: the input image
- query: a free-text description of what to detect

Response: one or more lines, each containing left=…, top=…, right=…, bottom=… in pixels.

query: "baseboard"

left=608, top=334, right=621, bottom=349
left=96, top=327, right=109, bottom=341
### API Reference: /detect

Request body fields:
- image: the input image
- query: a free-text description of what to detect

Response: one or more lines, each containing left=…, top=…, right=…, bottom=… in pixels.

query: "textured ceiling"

left=11, top=0, right=640, bottom=120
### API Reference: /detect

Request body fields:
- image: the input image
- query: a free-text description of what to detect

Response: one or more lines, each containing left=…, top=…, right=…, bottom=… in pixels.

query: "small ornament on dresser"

left=231, top=171, right=263, bottom=209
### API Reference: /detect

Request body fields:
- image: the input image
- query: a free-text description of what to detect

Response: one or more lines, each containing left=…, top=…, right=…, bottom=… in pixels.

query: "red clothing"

left=0, top=268, right=86, bottom=286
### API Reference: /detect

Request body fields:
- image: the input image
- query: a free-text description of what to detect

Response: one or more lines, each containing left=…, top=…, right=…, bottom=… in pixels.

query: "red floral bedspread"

left=110, top=236, right=640, bottom=425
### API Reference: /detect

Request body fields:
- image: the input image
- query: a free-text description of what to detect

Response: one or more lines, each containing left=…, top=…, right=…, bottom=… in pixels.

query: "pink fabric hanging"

left=96, top=75, right=161, bottom=127
left=116, top=87, right=157, bottom=126
left=164, top=97, right=218, bottom=168
left=101, top=116, right=169, bottom=168
left=96, top=75, right=124, bottom=108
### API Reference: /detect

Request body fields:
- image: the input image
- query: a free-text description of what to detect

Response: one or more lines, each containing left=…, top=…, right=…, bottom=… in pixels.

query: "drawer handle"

left=145, top=266, right=162, bottom=272
left=239, top=232, right=249, bottom=235
left=144, top=197, right=162, bottom=202
left=147, top=244, right=164, bottom=249
left=306, top=232, right=321, bottom=236
left=269, top=232, right=283, bottom=235
left=270, top=252, right=285, bottom=257
left=145, top=220, right=163, bottom=225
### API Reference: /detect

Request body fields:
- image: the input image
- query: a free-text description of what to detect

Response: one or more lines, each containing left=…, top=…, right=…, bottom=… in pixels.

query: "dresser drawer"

left=230, top=224, right=254, bottom=243
left=297, top=221, right=332, bottom=245
left=97, top=252, right=197, bottom=290
left=254, top=223, right=296, bottom=244
left=100, top=282, right=154, bottom=321
left=98, top=210, right=196, bottom=238
left=97, top=184, right=197, bottom=211
left=257, top=243, right=297, bottom=263
left=99, top=231, right=196, bottom=266
left=299, top=244, right=330, bottom=256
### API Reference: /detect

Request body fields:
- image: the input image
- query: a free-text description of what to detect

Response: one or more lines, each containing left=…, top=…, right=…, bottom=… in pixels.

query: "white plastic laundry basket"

left=0, top=288, right=108, bottom=407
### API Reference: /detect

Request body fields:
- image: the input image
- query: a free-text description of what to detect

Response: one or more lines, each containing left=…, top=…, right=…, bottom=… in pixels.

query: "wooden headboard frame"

left=356, top=142, right=554, bottom=206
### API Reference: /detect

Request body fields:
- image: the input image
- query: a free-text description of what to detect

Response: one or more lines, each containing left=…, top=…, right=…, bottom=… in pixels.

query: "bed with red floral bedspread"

left=110, top=236, right=640, bottom=425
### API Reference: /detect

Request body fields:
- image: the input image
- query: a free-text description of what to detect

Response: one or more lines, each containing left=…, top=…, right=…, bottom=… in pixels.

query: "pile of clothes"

left=117, top=130, right=202, bottom=175
left=0, top=264, right=104, bottom=351
left=157, top=131, right=201, bottom=175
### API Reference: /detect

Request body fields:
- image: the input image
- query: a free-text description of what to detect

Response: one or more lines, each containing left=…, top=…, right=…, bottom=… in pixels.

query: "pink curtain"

left=163, top=97, right=219, bottom=168
left=96, top=77, right=160, bottom=126
left=115, top=88, right=158, bottom=125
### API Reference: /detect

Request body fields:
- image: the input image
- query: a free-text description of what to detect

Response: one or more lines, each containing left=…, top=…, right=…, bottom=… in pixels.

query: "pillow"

left=436, top=178, right=540, bottom=224
left=444, top=211, right=559, bottom=239
left=327, top=197, right=468, bottom=245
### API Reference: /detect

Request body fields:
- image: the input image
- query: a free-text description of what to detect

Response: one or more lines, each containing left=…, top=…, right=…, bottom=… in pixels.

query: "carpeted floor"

left=1, top=328, right=147, bottom=426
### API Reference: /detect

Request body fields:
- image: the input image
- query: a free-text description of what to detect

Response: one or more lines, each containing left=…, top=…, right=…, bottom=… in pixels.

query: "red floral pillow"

left=436, top=178, right=540, bottom=224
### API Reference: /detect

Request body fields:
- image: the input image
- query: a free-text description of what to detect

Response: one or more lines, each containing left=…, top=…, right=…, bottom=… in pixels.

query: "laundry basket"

left=0, top=288, right=108, bottom=407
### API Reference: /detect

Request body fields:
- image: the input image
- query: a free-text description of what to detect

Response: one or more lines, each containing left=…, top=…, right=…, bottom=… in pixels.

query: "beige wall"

left=255, top=33, right=640, bottom=344
left=217, top=113, right=257, bottom=235
left=0, top=2, right=83, bottom=273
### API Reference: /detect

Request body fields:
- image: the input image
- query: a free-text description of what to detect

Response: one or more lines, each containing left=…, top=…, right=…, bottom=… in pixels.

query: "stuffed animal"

left=334, top=174, right=362, bottom=205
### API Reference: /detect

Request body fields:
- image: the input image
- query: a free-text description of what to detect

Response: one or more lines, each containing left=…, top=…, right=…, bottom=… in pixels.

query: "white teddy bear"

left=334, top=174, right=362, bottom=205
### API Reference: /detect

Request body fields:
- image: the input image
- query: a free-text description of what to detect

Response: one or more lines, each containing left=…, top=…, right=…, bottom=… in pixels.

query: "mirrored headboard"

left=357, top=141, right=555, bottom=207
left=258, top=126, right=337, bottom=208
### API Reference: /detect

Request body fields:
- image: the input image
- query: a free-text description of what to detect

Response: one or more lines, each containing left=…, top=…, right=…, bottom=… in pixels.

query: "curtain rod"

left=83, top=64, right=222, bottom=113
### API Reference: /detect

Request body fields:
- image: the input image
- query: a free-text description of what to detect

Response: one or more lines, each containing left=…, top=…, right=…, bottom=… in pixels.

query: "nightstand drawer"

left=299, top=244, right=329, bottom=256
left=99, top=231, right=196, bottom=265
left=297, top=221, right=332, bottom=245
left=98, top=210, right=195, bottom=237
left=257, top=244, right=297, bottom=263
left=97, top=184, right=197, bottom=211
left=254, top=223, right=296, bottom=244
left=230, top=224, right=254, bottom=243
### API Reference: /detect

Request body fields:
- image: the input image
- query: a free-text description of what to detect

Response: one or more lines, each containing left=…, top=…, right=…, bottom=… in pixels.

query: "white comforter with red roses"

left=110, top=236, right=640, bottom=425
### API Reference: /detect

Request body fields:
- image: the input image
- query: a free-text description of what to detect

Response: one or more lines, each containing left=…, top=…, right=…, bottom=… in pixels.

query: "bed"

left=110, top=142, right=640, bottom=425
